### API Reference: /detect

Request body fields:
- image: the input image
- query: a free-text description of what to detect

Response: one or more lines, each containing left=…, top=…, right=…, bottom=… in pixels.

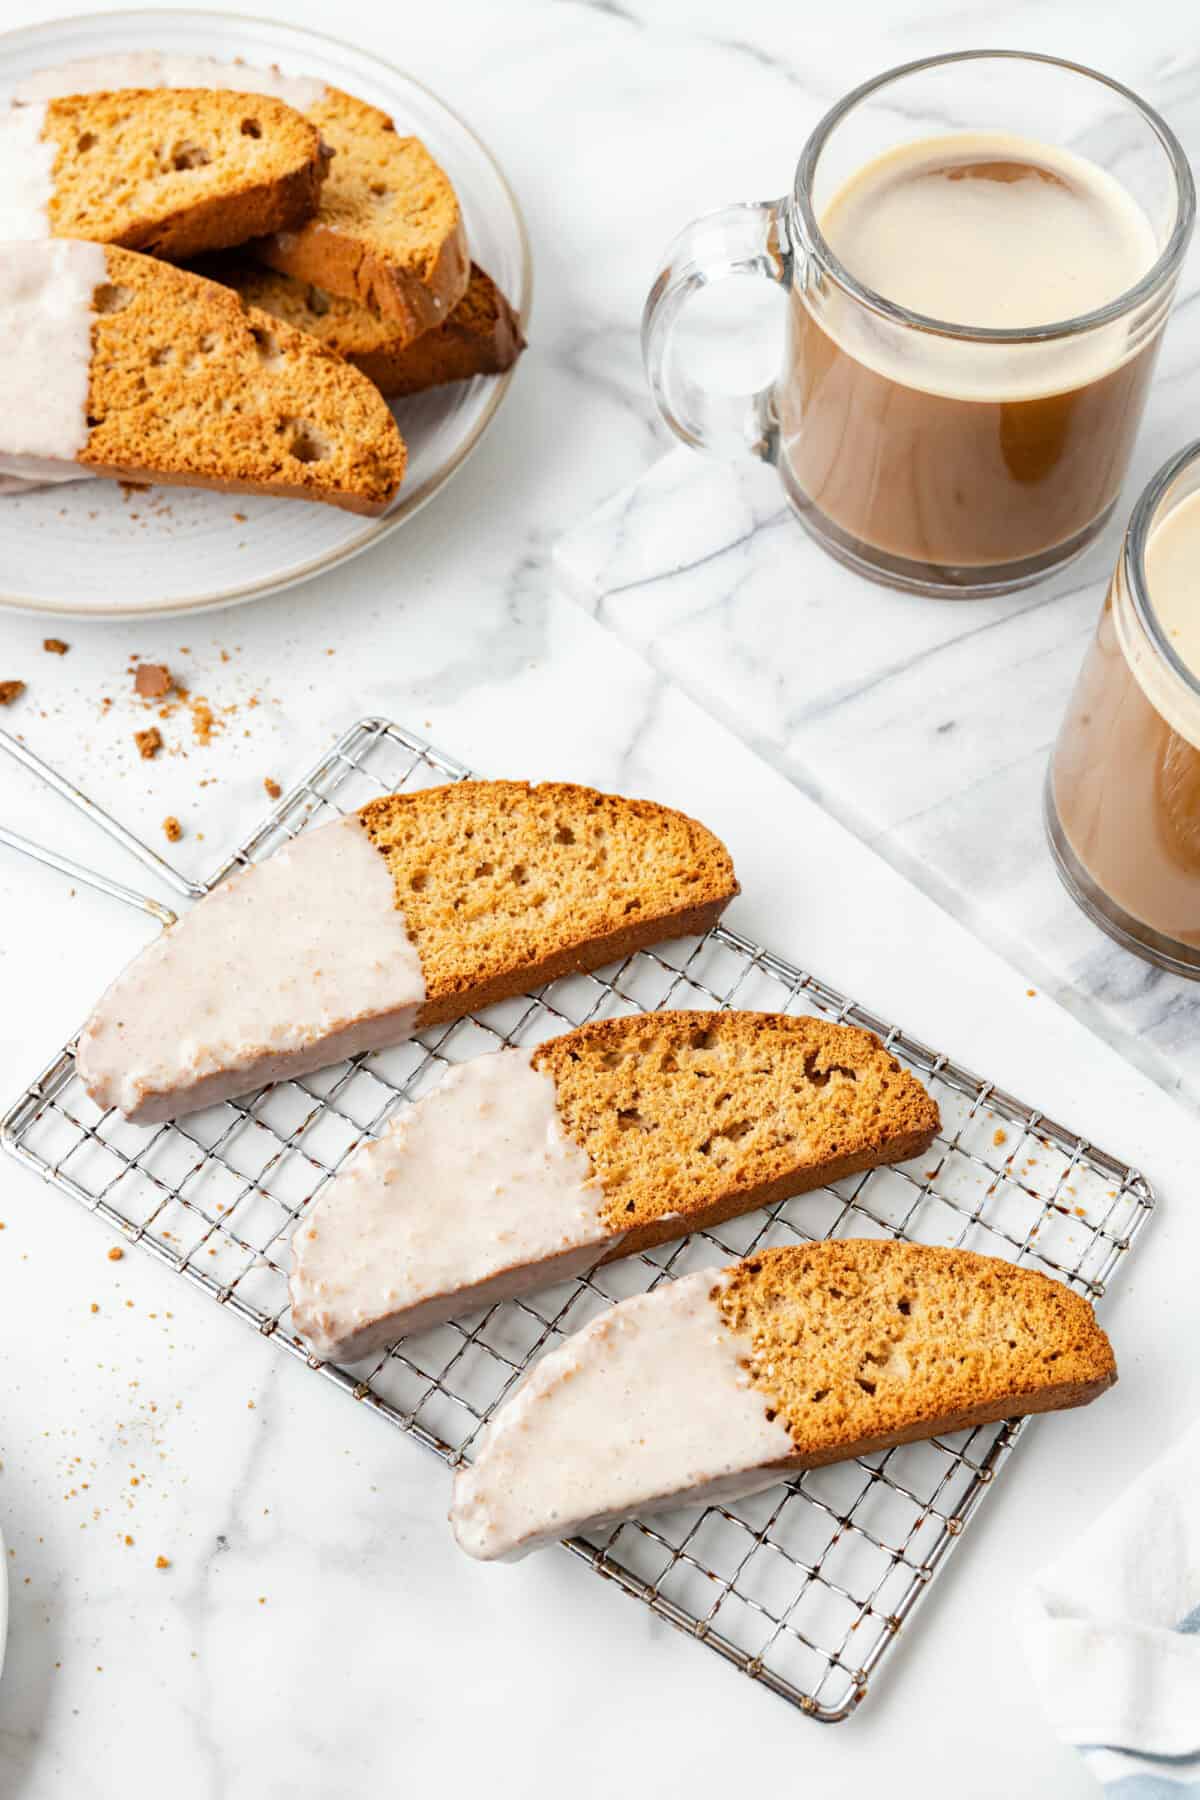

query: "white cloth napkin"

left=1023, top=1419, right=1200, bottom=1794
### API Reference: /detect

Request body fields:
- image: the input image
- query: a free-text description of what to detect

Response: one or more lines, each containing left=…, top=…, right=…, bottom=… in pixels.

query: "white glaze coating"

left=0, top=240, right=105, bottom=482
left=76, top=814, right=426, bottom=1125
left=15, top=52, right=327, bottom=112
left=290, top=1048, right=614, bottom=1362
left=450, top=1269, right=797, bottom=1561
left=0, top=101, right=53, bottom=240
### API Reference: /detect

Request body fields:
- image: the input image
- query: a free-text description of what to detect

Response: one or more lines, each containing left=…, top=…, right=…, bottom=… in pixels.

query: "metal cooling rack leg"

left=0, top=825, right=177, bottom=926
left=0, top=725, right=204, bottom=899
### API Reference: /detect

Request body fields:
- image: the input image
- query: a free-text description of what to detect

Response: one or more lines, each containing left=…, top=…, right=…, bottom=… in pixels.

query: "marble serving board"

left=557, top=421, right=1200, bottom=1111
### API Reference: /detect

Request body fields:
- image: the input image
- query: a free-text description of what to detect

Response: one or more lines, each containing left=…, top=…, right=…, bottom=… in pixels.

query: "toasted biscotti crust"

left=531, top=1011, right=940, bottom=1256
left=195, top=257, right=524, bottom=397
left=253, top=88, right=469, bottom=338
left=358, top=781, right=738, bottom=1022
left=42, top=88, right=328, bottom=259
left=350, top=263, right=524, bottom=396
left=80, top=247, right=406, bottom=513
left=718, top=1241, right=1117, bottom=1466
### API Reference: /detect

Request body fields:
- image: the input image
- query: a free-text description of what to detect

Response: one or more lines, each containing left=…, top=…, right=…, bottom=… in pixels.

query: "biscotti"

left=18, top=55, right=470, bottom=339
left=77, top=783, right=737, bottom=1125
left=1, top=88, right=327, bottom=257
left=451, top=1241, right=1117, bottom=1559
left=289, top=1013, right=939, bottom=1362
left=196, top=258, right=524, bottom=397
left=0, top=240, right=405, bottom=509
left=252, top=87, right=468, bottom=338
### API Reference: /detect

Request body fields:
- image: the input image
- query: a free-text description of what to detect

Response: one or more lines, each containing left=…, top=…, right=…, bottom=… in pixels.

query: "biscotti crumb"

left=163, top=816, right=182, bottom=843
left=993, top=1128, right=1008, bottom=1147
left=134, top=728, right=163, bottom=760
left=190, top=697, right=217, bottom=744
left=0, top=680, right=25, bottom=705
left=107, top=1247, right=124, bottom=1262
left=264, top=777, right=282, bottom=799
left=135, top=663, right=173, bottom=700
left=43, top=638, right=69, bottom=655
left=155, top=1555, right=171, bottom=1570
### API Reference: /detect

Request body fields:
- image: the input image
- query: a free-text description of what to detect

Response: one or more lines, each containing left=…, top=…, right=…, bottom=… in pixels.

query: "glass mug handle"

left=642, top=199, right=793, bottom=462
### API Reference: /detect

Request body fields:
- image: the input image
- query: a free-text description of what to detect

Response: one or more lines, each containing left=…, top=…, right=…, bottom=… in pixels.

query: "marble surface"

left=558, top=96, right=1200, bottom=1109
left=0, top=1, right=1199, bottom=1796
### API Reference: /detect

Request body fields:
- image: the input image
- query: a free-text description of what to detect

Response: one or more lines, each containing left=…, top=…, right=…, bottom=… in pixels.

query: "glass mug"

left=1047, top=441, right=1200, bottom=975
left=643, top=51, right=1195, bottom=598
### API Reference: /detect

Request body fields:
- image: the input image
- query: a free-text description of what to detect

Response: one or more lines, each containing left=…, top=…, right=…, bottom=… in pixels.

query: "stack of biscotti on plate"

left=1, top=54, right=523, bottom=506
left=199, top=78, right=525, bottom=400
left=18, top=53, right=525, bottom=399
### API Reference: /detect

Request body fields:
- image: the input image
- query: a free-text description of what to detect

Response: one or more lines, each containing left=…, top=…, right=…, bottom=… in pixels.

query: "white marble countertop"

left=1, top=2, right=1199, bottom=1795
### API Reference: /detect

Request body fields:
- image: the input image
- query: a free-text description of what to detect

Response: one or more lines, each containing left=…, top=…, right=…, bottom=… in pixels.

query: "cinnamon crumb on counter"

left=107, top=1247, right=124, bottom=1262
left=163, top=816, right=182, bottom=843
left=134, top=727, right=163, bottom=760
left=43, top=638, right=69, bottom=655
left=264, top=777, right=281, bottom=799
left=189, top=696, right=217, bottom=744
left=0, top=680, right=25, bottom=706
left=135, top=663, right=173, bottom=700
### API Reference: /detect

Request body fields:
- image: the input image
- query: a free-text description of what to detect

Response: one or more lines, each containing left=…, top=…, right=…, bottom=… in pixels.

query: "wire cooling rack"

left=1, top=717, right=1155, bottom=1722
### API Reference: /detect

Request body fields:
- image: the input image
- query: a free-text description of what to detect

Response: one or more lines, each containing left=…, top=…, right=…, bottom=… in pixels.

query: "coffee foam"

left=809, top=132, right=1160, bottom=403
left=1144, top=489, right=1200, bottom=680
left=1116, top=485, right=1200, bottom=744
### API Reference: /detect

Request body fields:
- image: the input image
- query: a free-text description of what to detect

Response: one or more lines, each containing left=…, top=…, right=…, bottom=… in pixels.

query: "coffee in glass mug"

left=1048, top=442, right=1200, bottom=974
left=644, top=53, right=1195, bottom=597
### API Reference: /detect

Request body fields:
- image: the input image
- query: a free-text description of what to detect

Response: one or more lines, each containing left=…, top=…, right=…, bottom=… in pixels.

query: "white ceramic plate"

left=0, top=10, right=532, bottom=619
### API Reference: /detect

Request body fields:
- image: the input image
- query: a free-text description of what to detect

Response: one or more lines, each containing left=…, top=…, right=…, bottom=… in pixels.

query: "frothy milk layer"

left=290, top=1048, right=614, bottom=1363
left=77, top=814, right=426, bottom=1124
left=451, top=1269, right=796, bottom=1561
left=811, top=132, right=1160, bottom=402
left=15, top=52, right=327, bottom=112
left=1113, top=484, right=1200, bottom=744
left=0, top=240, right=105, bottom=480
left=1145, top=489, right=1200, bottom=680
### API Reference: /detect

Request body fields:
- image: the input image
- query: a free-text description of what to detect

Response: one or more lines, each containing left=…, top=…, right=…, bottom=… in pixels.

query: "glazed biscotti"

left=197, top=258, right=524, bottom=397
left=77, top=783, right=738, bottom=1126
left=289, top=1013, right=939, bottom=1361
left=19, top=55, right=469, bottom=340
left=0, top=241, right=405, bottom=509
left=451, top=1241, right=1118, bottom=1559
left=1, top=88, right=327, bottom=257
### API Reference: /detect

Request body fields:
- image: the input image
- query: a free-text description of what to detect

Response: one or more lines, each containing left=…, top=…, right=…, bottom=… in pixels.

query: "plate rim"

left=0, top=7, right=534, bottom=621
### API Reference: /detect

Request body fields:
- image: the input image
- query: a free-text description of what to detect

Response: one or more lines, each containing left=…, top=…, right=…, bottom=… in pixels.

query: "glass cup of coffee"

left=1047, top=441, right=1200, bottom=975
left=643, top=51, right=1195, bottom=598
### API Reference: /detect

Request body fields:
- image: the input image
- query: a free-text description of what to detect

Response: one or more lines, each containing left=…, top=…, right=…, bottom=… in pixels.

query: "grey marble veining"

left=557, top=50, right=1200, bottom=1105
left=2, top=3, right=1200, bottom=1796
